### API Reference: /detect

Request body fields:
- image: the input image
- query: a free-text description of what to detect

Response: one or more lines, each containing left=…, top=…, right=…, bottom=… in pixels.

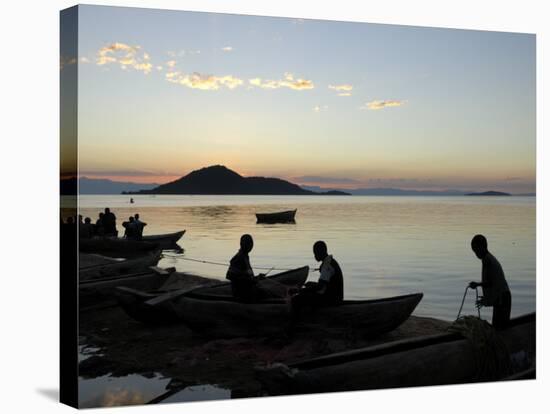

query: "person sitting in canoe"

left=122, top=216, right=139, bottom=240
left=226, top=234, right=286, bottom=302
left=469, top=234, right=511, bottom=329
left=133, top=213, right=147, bottom=239
left=94, top=212, right=105, bottom=236
left=79, top=217, right=94, bottom=239
left=291, top=240, right=343, bottom=309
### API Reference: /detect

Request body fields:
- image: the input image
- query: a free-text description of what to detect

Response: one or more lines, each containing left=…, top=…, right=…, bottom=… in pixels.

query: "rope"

left=447, top=316, right=512, bottom=381
left=456, top=285, right=481, bottom=320
left=162, top=253, right=311, bottom=272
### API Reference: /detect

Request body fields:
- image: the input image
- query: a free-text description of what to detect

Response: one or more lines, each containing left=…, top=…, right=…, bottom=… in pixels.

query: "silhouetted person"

left=122, top=216, right=139, bottom=240
left=225, top=234, right=289, bottom=303
left=79, top=217, right=93, bottom=239
left=102, top=207, right=117, bottom=236
left=292, top=241, right=344, bottom=308
left=469, top=234, right=511, bottom=330
left=134, top=213, right=147, bottom=239
left=95, top=212, right=105, bottom=236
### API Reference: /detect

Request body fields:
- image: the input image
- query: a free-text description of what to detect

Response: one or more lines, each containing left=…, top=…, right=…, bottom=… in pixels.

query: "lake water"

left=78, top=195, right=536, bottom=321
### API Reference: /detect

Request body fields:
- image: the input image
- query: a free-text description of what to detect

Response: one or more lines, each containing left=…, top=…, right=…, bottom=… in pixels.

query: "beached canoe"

left=256, top=209, right=297, bottom=223
left=141, top=230, right=185, bottom=250
left=79, top=249, right=163, bottom=281
left=79, top=266, right=173, bottom=311
left=256, top=312, right=535, bottom=395
left=117, top=266, right=310, bottom=326
left=79, top=237, right=160, bottom=257
left=153, top=291, right=422, bottom=339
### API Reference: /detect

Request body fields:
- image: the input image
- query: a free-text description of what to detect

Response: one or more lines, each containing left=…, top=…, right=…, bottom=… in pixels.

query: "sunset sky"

left=63, top=5, right=536, bottom=192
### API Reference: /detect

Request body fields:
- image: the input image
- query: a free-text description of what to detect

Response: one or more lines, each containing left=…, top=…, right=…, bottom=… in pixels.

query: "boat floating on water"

left=256, top=209, right=297, bottom=224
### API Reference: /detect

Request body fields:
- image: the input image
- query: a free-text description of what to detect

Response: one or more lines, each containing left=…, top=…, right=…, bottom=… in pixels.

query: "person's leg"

left=492, top=291, right=512, bottom=330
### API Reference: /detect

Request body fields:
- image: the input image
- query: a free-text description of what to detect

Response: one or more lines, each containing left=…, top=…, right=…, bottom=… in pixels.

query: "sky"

left=62, top=5, right=536, bottom=192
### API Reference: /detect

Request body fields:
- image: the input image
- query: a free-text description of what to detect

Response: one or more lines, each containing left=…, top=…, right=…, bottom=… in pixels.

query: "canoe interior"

left=256, top=209, right=297, bottom=223
left=185, top=266, right=310, bottom=301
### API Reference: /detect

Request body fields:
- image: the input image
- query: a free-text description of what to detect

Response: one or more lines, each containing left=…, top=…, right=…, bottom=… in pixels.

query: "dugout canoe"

left=79, top=237, right=160, bottom=257
left=141, top=230, right=185, bottom=250
left=256, top=209, right=297, bottom=223
left=155, top=291, right=422, bottom=339
left=79, top=266, right=174, bottom=311
left=116, top=266, right=310, bottom=326
left=256, top=312, right=536, bottom=395
left=79, top=249, right=163, bottom=281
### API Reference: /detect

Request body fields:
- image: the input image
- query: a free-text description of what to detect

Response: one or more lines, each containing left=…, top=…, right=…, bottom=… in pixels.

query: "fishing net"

left=447, top=316, right=512, bottom=381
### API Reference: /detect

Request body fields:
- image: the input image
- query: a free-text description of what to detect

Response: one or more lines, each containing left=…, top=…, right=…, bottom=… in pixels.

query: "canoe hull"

left=141, top=230, right=185, bottom=250
left=118, top=266, right=310, bottom=327
left=257, top=313, right=536, bottom=395
left=164, top=292, right=422, bottom=339
left=256, top=209, right=297, bottom=223
left=79, top=249, right=162, bottom=281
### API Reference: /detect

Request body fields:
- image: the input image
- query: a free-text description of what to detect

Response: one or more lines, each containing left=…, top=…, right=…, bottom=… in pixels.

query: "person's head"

left=129, top=216, right=134, bottom=222
left=78, top=214, right=83, bottom=223
left=471, top=234, right=488, bottom=259
left=105, top=207, right=110, bottom=214
left=134, top=213, right=140, bottom=219
left=313, top=241, right=328, bottom=262
left=84, top=217, right=91, bottom=224
left=99, top=212, right=104, bottom=218
left=66, top=216, right=74, bottom=224
left=240, top=234, right=254, bottom=253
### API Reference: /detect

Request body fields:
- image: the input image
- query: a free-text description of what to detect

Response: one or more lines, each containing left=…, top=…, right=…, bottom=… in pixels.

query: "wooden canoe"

left=141, top=230, right=185, bottom=250
left=79, top=249, right=163, bottom=281
left=256, top=312, right=536, bottom=395
left=79, top=266, right=174, bottom=311
left=256, top=209, right=297, bottom=223
left=117, top=266, right=310, bottom=326
left=155, top=291, right=422, bottom=339
left=79, top=237, right=160, bottom=257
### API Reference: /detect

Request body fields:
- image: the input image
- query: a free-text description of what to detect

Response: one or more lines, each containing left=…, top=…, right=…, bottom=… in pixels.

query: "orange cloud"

left=249, top=73, right=314, bottom=90
left=362, top=100, right=405, bottom=110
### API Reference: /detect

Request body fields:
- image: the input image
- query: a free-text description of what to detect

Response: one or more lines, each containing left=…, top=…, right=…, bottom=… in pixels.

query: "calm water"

left=76, top=195, right=536, bottom=406
left=78, top=195, right=536, bottom=321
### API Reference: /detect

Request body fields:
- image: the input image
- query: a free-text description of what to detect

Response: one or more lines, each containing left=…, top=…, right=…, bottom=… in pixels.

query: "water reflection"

left=78, top=373, right=231, bottom=407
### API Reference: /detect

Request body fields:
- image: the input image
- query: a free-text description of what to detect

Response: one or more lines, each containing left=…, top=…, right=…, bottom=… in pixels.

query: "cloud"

left=166, top=60, right=177, bottom=68
left=221, top=46, right=233, bottom=52
left=249, top=72, right=314, bottom=90
left=329, top=84, right=353, bottom=92
left=166, top=71, right=244, bottom=90
left=338, top=92, right=352, bottom=97
left=96, top=42, right=153, bottom=74
left=313, top=105, right=328, bottom=113
left=361, top=100, right=405, bottom=110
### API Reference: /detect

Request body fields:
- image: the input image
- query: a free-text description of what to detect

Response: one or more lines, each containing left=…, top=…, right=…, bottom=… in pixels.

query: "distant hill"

left=60, top=177, right=159, bottom=195
left=127, top=165, right=351, bottom=195
left=301, top=186, right=468, bottom=196
left=466, top=191, right=511, bottom=196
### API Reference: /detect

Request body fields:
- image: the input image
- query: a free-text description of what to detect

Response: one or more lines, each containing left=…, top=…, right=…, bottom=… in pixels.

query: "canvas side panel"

left=60, top=5, right=78, bottom=408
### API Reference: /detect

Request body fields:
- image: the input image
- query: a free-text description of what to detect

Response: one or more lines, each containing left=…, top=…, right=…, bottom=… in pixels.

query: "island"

left=124, top=165, right=351, bottom=196
left=465, top=191, right=511, bottom=196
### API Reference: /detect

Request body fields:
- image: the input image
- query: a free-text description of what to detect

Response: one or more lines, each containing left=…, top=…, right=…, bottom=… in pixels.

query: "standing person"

left=133, top=213, right=147, bottom=239
left=94, top=212, right=105, bottom=236
left=102, top=207, right=117, bottom=236
left=292, top=241, right=344, bottom=309
left=469, top=234, right=511, bottom=330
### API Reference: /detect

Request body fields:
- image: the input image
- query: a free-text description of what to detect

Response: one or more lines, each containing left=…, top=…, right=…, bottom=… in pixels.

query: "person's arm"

left=316, top=261, right=335, bottom=294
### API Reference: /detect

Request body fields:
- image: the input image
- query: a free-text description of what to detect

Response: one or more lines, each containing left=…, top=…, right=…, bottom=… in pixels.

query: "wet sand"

left=79, top=301, right=451, bottom=399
